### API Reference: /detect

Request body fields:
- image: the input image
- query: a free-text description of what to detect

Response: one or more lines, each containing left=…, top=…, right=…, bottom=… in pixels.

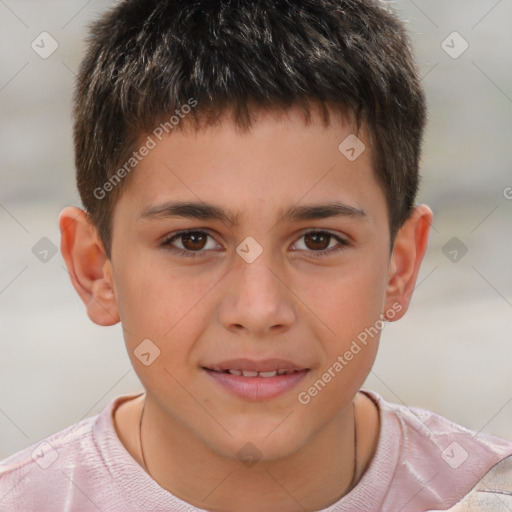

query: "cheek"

left=295, top=261, right=385, bottom=418
left=113, top=254, right=218, bottom=382
left=114, top=250, right=204, bottom=337
left=301, top=255, right=388, bottom=345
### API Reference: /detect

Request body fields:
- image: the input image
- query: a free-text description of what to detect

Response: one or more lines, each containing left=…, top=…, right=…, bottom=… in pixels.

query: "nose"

left=218, top=248, right=296, bottom=338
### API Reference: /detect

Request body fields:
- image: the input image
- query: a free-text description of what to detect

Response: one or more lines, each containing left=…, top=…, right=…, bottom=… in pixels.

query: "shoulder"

left=398, top=396, right=512, bottom=460
left=0, top=394, right=136, bottom=511
left=0, top=413, right=97, bottom=510
left=362, top=390, right=512, bottom=510
left=381, top=394, right=512, bottom=463
left=0, top=413, right=96, bottom=475
left=429, top=455, right=512, bottom=511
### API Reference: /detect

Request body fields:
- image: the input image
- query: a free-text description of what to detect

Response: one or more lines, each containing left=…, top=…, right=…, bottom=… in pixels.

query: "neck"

left=135, top=392, right=378, bottom=512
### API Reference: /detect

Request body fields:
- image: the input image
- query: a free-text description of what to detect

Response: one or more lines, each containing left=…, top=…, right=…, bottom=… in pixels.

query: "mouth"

left=201, top=358, right=310, bottom=401
left=205, top=368, right=304, bottom=377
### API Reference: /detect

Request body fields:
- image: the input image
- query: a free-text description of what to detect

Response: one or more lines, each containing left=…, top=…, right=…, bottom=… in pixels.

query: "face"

left=108, top=106, right=393, bottom=460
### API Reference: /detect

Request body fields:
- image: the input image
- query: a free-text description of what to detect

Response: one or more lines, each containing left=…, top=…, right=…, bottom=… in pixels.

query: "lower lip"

left=203, top=369, right=309, bottom=401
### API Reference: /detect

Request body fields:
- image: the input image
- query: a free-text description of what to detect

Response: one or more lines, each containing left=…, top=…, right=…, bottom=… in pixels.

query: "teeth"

left=259, top=371, right=277, bottom=377
left=223, top=369, right=294, bottom=377
left=241, top=370, right=259, bottom=377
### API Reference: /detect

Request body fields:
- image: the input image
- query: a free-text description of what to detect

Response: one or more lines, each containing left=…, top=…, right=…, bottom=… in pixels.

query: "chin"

left=199, top=415, right=313, bottom=464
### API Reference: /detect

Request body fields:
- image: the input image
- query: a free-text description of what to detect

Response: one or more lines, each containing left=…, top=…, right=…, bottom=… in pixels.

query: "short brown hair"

left=73, top=0, right=426, bottom=259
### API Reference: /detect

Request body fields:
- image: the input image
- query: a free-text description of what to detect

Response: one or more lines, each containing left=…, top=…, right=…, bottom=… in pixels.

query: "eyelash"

left=161, top=229, right=350, bottom=259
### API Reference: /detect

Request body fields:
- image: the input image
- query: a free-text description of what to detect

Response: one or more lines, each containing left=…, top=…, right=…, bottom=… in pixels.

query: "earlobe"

left=384, top=204, right=433, bottom=320
left=58, top=206, right=120, bottom=326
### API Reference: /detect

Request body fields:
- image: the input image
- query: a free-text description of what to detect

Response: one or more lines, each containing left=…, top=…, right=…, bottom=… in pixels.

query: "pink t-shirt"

left=1, top=390, right=511, bottom=511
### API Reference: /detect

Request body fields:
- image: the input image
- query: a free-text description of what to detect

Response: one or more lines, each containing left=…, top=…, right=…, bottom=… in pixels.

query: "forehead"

left=113, top=105, right=383, bottom=227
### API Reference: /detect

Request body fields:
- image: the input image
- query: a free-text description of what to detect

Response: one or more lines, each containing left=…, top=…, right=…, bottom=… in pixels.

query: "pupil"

left=183, top=232, right=206, bottom=250
left=306, top=233, right=329, bottom=251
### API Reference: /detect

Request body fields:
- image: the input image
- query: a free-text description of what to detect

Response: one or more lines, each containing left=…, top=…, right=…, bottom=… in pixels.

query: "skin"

left=59, top=105, right=432, bottom=512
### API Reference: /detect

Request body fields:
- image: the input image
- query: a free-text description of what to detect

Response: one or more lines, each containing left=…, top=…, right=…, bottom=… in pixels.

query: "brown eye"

left=303, top=232, right=331, bottom=251
left=162, top=230, right=218, bottom=258
left=293, top=230, right=350, bottom=257
left=180, top=232, right=208, bottom=251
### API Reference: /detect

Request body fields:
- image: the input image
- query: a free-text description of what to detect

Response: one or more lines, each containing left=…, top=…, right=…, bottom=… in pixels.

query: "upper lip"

left=203, top=358, right=309, bottom=372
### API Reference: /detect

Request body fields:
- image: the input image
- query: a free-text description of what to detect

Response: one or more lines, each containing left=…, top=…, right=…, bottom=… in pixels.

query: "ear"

left=58, top=206, right=120, bottom=326
left=384, top=204, right=433, bottom=321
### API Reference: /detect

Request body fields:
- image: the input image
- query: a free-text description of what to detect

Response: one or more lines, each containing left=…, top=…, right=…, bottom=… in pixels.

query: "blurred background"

left=1, top=0, right=511, bottom=459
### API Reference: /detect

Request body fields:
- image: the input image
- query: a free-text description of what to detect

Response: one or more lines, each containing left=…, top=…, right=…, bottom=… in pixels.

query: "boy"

left=1, top=0, right=511, bottom=510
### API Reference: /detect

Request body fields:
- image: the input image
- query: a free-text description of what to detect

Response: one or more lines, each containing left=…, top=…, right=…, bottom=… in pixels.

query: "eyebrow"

left=138, top=200, right=367, bottom=227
